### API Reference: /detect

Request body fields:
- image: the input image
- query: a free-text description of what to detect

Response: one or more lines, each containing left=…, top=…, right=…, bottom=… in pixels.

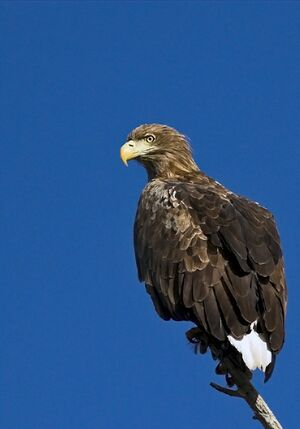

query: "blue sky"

left=1, top=1, right=300, bottom=428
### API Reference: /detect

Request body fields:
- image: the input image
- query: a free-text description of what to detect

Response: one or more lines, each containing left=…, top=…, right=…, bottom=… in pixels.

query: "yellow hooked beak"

left=120, top=140, right=150, bottom=166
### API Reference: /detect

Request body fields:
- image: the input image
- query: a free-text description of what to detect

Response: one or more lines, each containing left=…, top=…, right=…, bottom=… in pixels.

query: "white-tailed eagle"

left=120, top=124, right=287, bottom=382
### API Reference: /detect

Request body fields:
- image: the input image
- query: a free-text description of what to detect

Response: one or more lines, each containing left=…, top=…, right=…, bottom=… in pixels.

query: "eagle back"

left=134, top=178, right=286, bottom=354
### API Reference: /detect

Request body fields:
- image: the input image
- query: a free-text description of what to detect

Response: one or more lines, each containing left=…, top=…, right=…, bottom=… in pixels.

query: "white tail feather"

left=228, top=322, right=272, bottom=372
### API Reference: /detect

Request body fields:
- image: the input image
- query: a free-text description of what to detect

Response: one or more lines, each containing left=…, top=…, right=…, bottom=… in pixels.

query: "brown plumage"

left=120, top=124, right=287, bottom=381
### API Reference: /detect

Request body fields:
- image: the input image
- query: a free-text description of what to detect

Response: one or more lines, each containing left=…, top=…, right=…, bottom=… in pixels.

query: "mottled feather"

left=124, top=123, right=286, bottom=378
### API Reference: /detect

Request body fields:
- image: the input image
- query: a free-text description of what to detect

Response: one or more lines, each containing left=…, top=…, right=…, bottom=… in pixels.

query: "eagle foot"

left=215, top=363, right=236, bottom=387
left=185, top=327, right=205, bottom=344
left=186, top=327, right=209, bottom=354
left=186, top=327, right=252, bottom=386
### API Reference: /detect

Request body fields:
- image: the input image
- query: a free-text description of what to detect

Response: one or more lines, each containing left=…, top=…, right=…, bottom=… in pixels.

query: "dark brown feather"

left=130, top=124, right=287, bottom=378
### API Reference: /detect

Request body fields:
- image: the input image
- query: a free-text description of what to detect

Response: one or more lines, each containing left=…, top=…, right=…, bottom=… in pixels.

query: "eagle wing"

left=134, top=180, right=286, bottom=354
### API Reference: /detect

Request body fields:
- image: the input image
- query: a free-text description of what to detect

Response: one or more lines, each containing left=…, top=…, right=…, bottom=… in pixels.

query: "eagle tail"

left=185, top=326, right=275, bottom=385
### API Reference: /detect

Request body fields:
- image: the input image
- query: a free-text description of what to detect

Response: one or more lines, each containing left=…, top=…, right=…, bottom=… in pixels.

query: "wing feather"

left=134, top=179, right=286, bottom=357
left=203, top=288, right=226, bottom=341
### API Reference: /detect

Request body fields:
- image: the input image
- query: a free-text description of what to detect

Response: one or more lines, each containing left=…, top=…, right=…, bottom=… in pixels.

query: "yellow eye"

left=146, top=134, right=155, bottom=143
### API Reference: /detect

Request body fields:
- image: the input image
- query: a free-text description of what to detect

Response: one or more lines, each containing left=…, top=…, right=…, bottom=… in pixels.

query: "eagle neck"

left=142, top=153, right=200, bottom=181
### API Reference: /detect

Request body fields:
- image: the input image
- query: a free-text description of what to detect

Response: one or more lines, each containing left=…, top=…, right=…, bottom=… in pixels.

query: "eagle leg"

left=185, top=326, right=252, bottom=387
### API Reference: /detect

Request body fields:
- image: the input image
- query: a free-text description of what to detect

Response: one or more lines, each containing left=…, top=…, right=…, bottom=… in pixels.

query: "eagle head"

left=120, top=123, right=199, bottom=179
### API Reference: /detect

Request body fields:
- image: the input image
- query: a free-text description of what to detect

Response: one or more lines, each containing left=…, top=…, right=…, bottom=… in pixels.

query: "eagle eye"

left=145, top=134, right=155, bottom=143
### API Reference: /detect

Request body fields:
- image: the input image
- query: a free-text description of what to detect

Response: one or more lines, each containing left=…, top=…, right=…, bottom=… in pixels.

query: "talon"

left=215, top=362, right=227, bottom=375
left=200, top=341, right=208, bottom=354
left=226, top=374, right=235, bottom=387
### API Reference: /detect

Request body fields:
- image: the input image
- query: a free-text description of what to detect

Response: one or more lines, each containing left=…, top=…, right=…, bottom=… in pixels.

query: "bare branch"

left=211, top=357, right=283, bottom=429
left=210, top=382, right=243, bottom=398
left=186, top=327, right=283, bottom=428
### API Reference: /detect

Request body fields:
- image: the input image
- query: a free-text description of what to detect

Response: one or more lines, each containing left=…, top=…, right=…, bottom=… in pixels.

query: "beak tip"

left=120, top=154, right=128, bottom=166
left=120, top=145, right=129, bottom=166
